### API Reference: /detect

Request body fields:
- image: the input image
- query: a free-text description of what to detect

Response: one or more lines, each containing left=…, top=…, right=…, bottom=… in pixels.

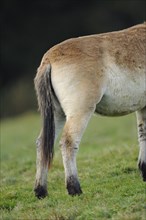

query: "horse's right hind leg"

left=136, top=107, right=146, bottom=181
left=60, top=110, right=94, bottom=195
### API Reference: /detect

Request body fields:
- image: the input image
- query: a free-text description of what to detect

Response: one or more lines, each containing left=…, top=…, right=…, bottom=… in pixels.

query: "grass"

left=0, top=112, right=146, bottom=220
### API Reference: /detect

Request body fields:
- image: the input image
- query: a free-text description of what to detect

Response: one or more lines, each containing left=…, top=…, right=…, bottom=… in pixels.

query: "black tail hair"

left=34, top=64, right=55, bottom=167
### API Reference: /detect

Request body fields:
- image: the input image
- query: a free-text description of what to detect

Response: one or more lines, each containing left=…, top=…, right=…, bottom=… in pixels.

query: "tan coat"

left=34, top=23, right=146, bottom=199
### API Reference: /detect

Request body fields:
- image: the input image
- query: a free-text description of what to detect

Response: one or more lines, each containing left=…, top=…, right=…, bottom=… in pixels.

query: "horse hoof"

left=34, top=185, right=48, bottom=199
left=67, top=176, right=83, bottom=196
left=138, top=161, right=146, bottom=182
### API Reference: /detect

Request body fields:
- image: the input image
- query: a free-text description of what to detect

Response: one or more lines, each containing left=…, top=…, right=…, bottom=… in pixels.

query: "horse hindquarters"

left=51, top=65, right=105, bottom=195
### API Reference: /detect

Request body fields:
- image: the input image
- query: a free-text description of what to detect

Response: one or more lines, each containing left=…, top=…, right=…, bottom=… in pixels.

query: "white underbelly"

left=96, top=66, right=146, bottom=116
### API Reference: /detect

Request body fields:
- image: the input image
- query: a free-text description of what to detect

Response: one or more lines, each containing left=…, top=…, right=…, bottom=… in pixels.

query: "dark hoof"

left=67, top=176, right=83, bottom=196
left=138, top=161, right=146, bottom=182
left=34, top=185, right=48, bottom=199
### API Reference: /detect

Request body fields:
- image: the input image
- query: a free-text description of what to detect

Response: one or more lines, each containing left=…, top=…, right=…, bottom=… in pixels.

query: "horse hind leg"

left=34, top=130, right=48, bottom=199
left=136, top=107, right=146, bottom=181
left=60, top=109, right=95, bottom=196
left=34, top=111, right=65, bottom=199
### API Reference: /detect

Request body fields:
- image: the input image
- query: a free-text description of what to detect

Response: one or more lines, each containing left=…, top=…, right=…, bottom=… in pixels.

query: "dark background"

left=1, top=0, right=146, bottom=118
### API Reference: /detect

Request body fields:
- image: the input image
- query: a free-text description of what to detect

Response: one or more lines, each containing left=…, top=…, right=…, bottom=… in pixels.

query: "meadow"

left=0, top=112, right=145, bottom=220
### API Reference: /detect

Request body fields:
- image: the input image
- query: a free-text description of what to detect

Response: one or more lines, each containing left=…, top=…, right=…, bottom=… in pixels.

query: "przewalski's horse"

left=34, top=23, right=146, bottom=199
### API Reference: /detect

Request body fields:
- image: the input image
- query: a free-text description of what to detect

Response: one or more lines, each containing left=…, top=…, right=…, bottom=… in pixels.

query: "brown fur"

left=34, top=23, right=146, bottom=198
left=40, top=23, right=146, bottom=71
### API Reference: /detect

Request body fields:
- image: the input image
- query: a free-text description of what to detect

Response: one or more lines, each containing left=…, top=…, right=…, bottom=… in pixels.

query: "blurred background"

left=1, top=0, right=146, bottom=118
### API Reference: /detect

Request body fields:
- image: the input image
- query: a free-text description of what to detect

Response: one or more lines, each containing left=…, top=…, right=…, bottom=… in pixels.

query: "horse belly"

left=96, top=69, right=146, bottom=116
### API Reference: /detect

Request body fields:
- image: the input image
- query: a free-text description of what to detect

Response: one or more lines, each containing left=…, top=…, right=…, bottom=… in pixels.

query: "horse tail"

left=34, top=63, right=55, bottom=168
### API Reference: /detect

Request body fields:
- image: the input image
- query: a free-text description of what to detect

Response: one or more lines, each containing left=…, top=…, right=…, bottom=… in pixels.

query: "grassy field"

left=0, top=112, right=145, bottom=220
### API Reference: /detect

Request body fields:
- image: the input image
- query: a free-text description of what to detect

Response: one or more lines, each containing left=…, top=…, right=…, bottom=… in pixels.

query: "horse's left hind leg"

left=136, top=107, right=146, bottom=181
left=34, top=130, right=48, bottom=199
left=34, top=112, right=65, bottom=199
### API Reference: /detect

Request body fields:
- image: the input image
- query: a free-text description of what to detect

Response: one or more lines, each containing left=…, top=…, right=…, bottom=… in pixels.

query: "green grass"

left=0, top=112, right=145, bottom=220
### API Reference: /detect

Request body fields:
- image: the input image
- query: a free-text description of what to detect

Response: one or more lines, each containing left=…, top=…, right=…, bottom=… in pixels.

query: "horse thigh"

left=54, top=111, right=65, bottom=141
